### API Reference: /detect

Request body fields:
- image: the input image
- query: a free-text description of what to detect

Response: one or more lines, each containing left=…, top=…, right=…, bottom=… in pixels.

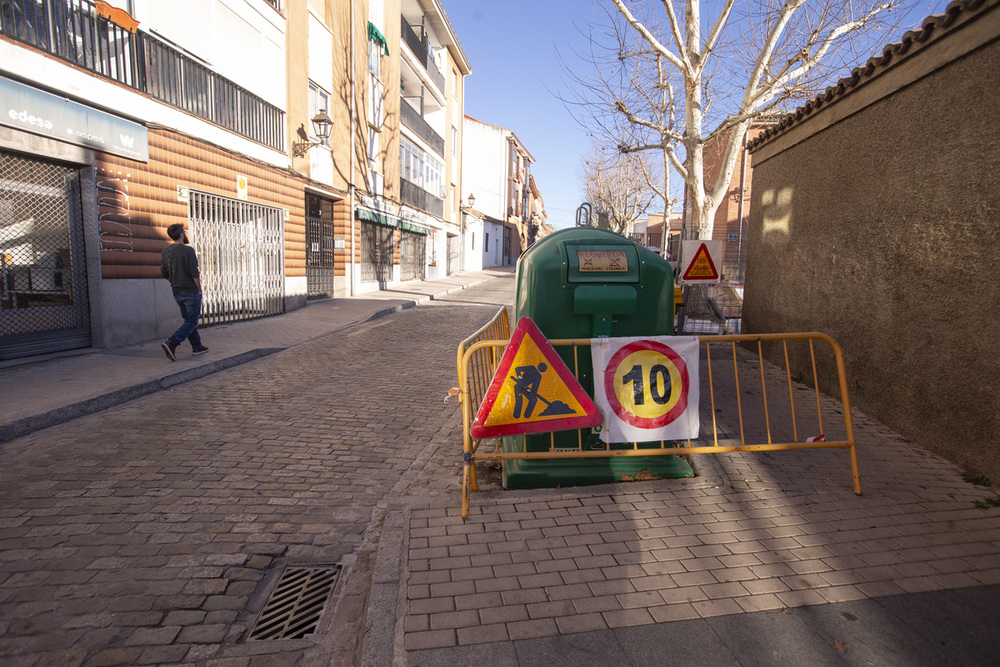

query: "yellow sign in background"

left=680, top=240, right=722, bottom=284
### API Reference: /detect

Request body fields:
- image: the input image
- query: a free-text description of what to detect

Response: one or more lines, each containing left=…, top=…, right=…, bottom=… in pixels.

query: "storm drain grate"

left=249, top=565, right=342, bottom=640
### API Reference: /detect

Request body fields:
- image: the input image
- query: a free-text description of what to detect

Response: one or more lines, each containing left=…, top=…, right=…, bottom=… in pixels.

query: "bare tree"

left=559, top=7, right=683, bottom=214
left=566, top=0, right=910, bottom=240
left=581, top=146, right=656, bottom=235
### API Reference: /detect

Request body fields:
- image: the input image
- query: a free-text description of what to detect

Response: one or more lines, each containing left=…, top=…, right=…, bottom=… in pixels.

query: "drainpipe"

left=349, top=0, right=356, bottom=296
left=735, top=129, right=749, bottom=284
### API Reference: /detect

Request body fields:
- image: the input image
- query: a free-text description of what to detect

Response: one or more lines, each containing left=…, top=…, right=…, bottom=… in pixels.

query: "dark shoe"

left=161, top=340, right=177, bottom=361
left=192, top=345, right=209, bottom=355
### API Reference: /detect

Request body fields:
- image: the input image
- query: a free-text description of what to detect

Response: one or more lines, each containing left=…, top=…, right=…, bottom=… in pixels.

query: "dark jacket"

left=161, top=243, right=200, bottom=292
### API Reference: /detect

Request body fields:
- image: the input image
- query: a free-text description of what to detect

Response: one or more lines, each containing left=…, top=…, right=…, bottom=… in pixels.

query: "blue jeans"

left=170, top=291, right=203, bottom=348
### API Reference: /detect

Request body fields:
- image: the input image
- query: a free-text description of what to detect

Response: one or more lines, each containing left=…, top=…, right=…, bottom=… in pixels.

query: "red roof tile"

left=748, top=0, right=991, bottom=151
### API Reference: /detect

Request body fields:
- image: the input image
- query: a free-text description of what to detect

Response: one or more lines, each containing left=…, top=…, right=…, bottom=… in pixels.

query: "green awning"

left=356, top=205, right=431, bottom=235
left=399, top=220, right=431, bottom=235
left=367, top=22, right=390, bottom=56
left=356, top=205, right=399, bottom=227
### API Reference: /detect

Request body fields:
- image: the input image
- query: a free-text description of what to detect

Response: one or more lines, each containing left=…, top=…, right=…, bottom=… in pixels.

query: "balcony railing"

left=400, top=101, right=444, bottom=156
left=400, top=17, right=444, bottom=93
left=400, top=178, right=444, bottom=217
left=1, top=0, right=285, bottom=151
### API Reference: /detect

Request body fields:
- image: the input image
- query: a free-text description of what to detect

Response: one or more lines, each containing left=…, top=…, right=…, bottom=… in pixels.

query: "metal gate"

left=0, top=153, right=90, bottom=360
left=399, top=230, right=425, bottom=281
left=447, top=233, right=459, bottom=275
left=361, top=221, right=393, bottom=284
left=305, top=194, right=336, bottom=299
left=189, top=191, right=284, bottom=326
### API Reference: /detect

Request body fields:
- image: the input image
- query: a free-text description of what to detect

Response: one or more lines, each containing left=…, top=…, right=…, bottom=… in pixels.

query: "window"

left=451, top=126, right=457, bottom=156
left=366, top=33, right=383, bottom=193
left=309, top=82, right=330, bottom=148
left=400, top=136, right=443, bottom=196
left=367, top=38, right=382, bottom=79
left=368, top=127, right=381, bottom=194
left=369, top=74, right=384, bottom=128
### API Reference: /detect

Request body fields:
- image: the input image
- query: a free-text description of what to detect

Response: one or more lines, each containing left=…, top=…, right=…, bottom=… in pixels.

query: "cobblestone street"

left=2, top=271, right=999, bottom=667
left=0, top=277, right=514, bottom=666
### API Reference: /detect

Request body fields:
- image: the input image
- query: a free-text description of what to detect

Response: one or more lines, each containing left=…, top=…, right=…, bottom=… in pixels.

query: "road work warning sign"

left=680, top=241, right=722, bottom=284
left=470, top=318, right=602, bottom=439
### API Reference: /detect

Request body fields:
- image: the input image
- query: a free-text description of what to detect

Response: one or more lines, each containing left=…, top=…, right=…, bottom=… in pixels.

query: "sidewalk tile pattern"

left=403, top=346, right=1000, bottom=650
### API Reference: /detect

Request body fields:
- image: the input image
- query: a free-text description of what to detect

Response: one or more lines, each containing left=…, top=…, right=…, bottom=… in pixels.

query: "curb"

left=0, top=348, right=283, bottom=444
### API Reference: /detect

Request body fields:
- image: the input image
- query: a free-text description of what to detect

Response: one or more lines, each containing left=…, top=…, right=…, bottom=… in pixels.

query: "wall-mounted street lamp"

left=466, top=193, right=476, bottom=208
left=292, top=110, right=334, bottom=157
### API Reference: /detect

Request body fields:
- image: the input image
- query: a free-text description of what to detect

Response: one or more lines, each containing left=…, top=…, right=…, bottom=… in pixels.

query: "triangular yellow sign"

left=470, top=318, right=602, bottom=438
left=682, top=243, right=720, bottom=281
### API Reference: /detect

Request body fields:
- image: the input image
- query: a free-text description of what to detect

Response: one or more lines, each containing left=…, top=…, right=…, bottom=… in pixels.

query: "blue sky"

left=441, top=1, right=601, bottom=229
left=441, top=1, right=943, bottom=230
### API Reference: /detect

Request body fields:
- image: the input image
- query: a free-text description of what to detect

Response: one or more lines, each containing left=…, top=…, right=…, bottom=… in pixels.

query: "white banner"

left=591, top=336, right=700, bottom=443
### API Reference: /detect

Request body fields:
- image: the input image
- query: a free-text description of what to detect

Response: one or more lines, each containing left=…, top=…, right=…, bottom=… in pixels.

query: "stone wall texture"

left=744, top=0, right=1000, bottom=483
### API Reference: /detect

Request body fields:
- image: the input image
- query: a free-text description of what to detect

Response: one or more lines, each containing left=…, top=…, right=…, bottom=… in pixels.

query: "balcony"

left=400, top=102, right=444, bottom=156
left=400, top=178, right=443, bottom=217
left=400, top=17, right=445, bottom=93
left=0, top=0, right=284, bottom=151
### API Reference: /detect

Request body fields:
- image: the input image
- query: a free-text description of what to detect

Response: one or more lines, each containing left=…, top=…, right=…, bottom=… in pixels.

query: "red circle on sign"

left=604, top=340, right=689, bottom=428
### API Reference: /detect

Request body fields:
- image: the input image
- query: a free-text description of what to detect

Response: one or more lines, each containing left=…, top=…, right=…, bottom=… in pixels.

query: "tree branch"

left=611, top=0, right=688, bottom=74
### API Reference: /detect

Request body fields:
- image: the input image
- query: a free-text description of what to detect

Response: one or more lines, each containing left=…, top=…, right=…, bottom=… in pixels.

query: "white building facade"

left=461, top=115, right=534, bottom=269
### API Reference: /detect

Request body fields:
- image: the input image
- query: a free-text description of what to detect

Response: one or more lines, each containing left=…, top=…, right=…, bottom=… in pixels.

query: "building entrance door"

left=360, top=221, right=393, bottom=286
left=306, top=194, right=336, bottom=298
left=0, top=153, right=90, bottom=360
left=399, top=230, right=425, bottom=281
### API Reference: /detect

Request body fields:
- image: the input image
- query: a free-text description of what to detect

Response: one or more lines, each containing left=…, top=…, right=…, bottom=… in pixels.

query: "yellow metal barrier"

left=457, top=321, right=861, bottom=518
left=456, top=307, right=511, bottom=496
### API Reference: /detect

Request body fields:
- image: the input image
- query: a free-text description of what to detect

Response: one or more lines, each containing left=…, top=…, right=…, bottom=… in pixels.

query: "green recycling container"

left=502, top=227, right=693, bottom=489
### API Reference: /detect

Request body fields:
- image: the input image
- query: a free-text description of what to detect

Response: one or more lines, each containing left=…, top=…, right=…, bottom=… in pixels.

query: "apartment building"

left=461, top=115, right=537, bottom=269
left=0, top=0, right=468, bottom=360
left=291, top=0, right=468, bottom=294
left=527, top=174, right=550, bottom=243
left=395, top=0, right=469, bottom=280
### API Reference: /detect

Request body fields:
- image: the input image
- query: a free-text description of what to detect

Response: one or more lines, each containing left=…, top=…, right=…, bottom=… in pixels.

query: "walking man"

left=160, top=223, right=208, bottom=361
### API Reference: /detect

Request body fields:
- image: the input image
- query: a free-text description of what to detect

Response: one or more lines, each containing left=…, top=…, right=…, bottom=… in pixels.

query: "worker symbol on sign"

left=511, top=363, right=576, bottom=418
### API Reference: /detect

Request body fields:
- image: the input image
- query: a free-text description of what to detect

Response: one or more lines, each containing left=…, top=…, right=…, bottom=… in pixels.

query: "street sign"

left=591, top=336, right=700, bottom=443
left=470, top=317, right=602, bottom=439
left=680, top=241, right=722, bottom=284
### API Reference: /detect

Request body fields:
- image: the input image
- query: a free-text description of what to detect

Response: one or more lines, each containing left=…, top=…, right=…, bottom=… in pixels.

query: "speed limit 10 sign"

left=591, top=336, right=700, bottom=443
